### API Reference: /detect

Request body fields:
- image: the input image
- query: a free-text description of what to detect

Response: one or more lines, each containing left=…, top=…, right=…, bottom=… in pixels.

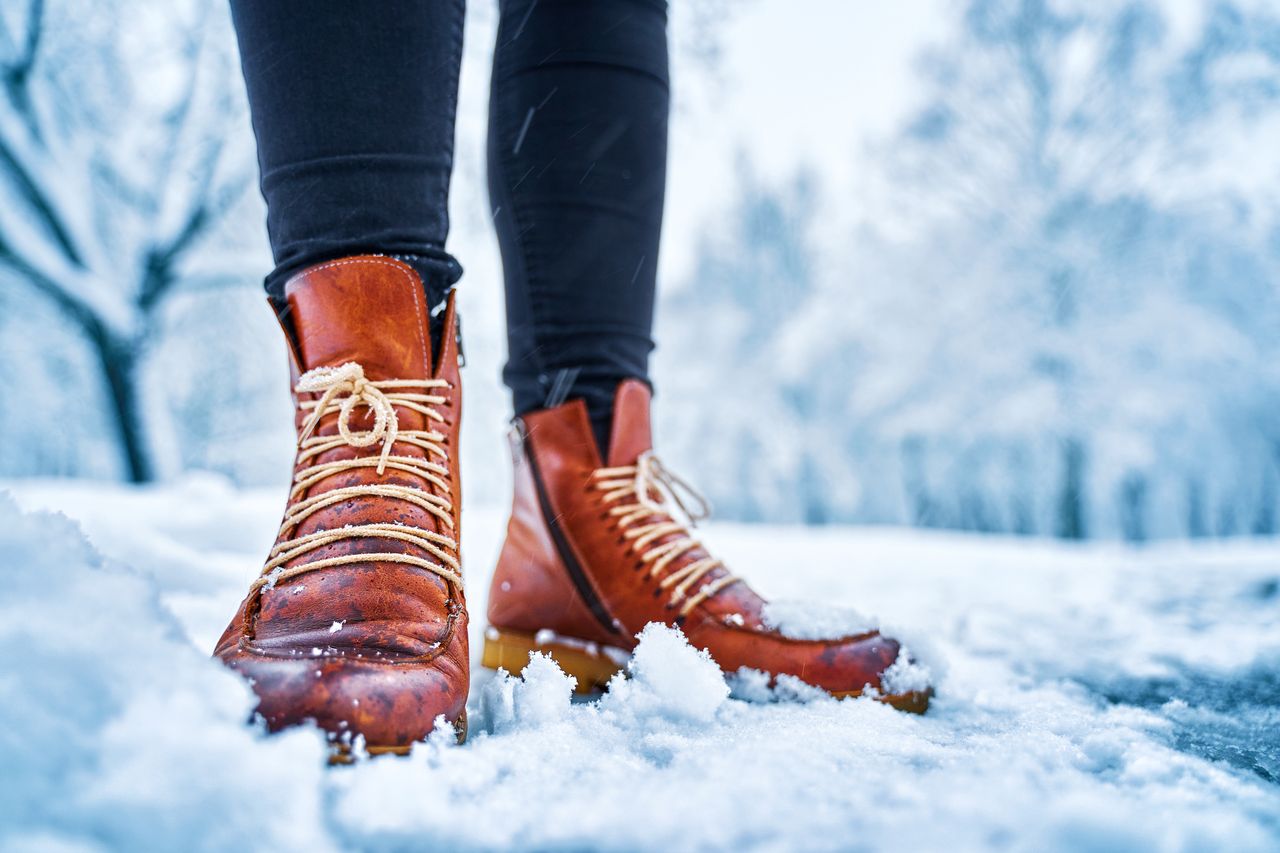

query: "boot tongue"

left=284, top=256, right=433, bottom=379
left=606, top=379, right=654, bottom=466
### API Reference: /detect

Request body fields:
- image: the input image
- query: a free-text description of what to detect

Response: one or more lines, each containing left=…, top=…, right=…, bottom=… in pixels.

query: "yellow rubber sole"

left=482, top=626, right=931, bottom=713
left=830, top=687, right=932, bottom=714
left=481, top=626, right=625, bottom=694
left=328, top=710, right=468, bottom=765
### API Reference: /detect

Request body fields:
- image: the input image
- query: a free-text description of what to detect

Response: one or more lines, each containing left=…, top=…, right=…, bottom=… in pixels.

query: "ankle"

left=587, top=409, right=613, bottom=460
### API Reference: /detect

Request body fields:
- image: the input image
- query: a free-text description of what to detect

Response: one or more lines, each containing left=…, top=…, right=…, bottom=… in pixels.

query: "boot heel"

left=482, top=626, right=627, bottom=695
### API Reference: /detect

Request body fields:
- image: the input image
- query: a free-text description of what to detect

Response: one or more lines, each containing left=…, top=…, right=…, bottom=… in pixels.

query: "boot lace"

left=592, top=451, right=738, bottom=617
left=250, top=362, right=461, bottom=595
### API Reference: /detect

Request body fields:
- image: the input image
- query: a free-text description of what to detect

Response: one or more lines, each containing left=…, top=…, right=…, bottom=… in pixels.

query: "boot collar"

left=284, top=256, right=435, bottom=380
left=606, top=379, right=654, bottom=467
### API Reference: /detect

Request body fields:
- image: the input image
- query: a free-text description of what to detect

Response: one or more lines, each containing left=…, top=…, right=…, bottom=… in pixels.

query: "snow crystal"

left=328, top=620, right=344, bottom=634
left=479, top=654, right=576, bottom=733
left=724, top=667, right=836, bottom=704
left=878, top=620, right=949, bottom=685
left=726, top=667, right=774, bottom=702
left=879, top=647, right=933, bottom=695
left=761, top=599, right=878, bottom=640
left=512, top=653, right=576, bottom=727
left=773, top=674, right=832, bottom=703
left=477, top=665, right=518, bottom=733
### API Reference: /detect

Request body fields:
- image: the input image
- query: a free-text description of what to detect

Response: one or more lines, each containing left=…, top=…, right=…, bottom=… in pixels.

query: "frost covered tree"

left=0, top=0, right=255, bottom=481
left=868, top=0, right=1280, bottom=539
left=655, top=162, right=829, bottom=524
left=660, top=0, right=1280, bottom=540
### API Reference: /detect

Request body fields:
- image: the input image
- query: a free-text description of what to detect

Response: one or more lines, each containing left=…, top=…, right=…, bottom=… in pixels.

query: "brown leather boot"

left=214, top=256, right=469, bottom=755
left=483, top=380, right=931, bottom=713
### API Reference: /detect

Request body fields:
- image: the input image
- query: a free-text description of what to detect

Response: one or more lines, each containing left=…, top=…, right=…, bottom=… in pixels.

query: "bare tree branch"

left=171, top=272, right=249, bottom=294
left=138, top=204, right=209, bottom=313
left=1, top=0, right=45, bottom=139
left=0, top=231, right=95, bottom=336
left=0, top=134, right=85, bottom=269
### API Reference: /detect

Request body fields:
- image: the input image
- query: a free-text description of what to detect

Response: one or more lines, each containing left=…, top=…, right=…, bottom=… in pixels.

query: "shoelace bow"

left=251, top=362, right=461, bottom=594
left=592, top=451, right=739, bottom=617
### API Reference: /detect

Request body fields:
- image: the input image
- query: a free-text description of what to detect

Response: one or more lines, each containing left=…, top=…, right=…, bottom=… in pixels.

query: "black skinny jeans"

left=230, top=0, right=669, bottom=450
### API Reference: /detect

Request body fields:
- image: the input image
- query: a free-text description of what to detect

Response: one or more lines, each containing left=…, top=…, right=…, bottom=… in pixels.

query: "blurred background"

left=1, top=0, right=1277, bottom=542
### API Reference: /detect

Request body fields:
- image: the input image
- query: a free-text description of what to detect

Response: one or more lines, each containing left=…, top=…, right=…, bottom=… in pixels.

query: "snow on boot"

left=214, top=256, right=469, bottom=757
left=483, top=380, right=931, bottom=713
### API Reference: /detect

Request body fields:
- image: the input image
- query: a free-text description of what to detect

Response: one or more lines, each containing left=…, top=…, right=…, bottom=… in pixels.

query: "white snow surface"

left=3, top=476, right=1279, bottom=852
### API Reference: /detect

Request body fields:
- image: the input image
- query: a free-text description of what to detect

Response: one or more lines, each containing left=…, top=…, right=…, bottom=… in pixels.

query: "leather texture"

left=488, top=380, right=902, bottom=694
left=215, top=255, right=468, bottom=748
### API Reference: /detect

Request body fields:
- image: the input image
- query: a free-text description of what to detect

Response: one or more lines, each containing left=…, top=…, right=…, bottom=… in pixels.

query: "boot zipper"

left=516, top=422, right=622, bottom=637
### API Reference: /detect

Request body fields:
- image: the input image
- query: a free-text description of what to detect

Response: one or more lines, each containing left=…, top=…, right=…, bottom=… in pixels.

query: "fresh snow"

left=2, top=476, right=1279, bottom=851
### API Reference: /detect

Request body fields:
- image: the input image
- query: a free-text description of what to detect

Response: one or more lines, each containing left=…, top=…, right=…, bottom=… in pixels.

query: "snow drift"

left=2, top=480, right=1278, bottom=851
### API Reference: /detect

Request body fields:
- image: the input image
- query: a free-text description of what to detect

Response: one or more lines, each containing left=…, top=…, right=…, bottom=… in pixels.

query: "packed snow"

left=2, top=475, right=1277, bottom=851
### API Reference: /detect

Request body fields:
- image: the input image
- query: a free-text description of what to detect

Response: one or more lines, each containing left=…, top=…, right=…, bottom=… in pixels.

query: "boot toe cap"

left=693, top=620, right=929, bottom=704
left=219, top=646, right=468, bottom=749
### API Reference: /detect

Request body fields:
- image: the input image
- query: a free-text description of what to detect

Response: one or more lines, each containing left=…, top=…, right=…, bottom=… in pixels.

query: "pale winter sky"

left=661, top=0, right=952, bottom=278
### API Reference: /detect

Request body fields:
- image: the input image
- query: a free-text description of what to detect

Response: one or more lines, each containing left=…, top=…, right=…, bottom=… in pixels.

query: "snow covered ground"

left=2, top=475, right=1278, bottom=852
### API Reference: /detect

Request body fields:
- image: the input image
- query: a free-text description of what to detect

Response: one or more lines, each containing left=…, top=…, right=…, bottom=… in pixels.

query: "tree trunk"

left=86, top=322, right=152, bottom=483
left=1186, top=477, right=1207, bottom=539
left=1056, top=438, right=1086, bottom=540
left=1120, top=472, right=1147, bottom=543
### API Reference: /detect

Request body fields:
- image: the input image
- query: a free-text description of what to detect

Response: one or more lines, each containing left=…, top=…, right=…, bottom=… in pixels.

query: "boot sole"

left=482, top=627, right=626, bottom=694
left=482, top=626, right=931, bottom=713
left=327, top=710, right=468, bottom=765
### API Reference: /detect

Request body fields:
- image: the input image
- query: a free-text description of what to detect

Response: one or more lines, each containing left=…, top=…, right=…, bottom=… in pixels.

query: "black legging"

left=229, top=0, right=669, bottom=451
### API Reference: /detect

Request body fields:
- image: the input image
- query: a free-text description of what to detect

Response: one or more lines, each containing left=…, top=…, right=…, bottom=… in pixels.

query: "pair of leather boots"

left=214, top=256, right=930, bottom=755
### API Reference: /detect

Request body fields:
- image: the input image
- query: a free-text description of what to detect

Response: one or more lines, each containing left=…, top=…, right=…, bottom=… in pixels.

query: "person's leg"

left=215, top=1, right=472, bottom=754
left=488, top=0, right=669, bottom=455
left=231, top=0, right=464, bottom=314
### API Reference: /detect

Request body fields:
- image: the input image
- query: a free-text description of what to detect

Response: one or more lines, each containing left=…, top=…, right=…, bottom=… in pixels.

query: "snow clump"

left=601, top=623, right=729, bottom=723
left=879, top=648, right=933, bottom=695
left=761, top=599, right=878, bottom=639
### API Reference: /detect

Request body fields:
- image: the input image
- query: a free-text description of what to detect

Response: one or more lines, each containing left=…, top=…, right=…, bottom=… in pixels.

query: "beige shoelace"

left=251, top=362, right=461, bottom=594
left=592, top=451, right=738, bottom=617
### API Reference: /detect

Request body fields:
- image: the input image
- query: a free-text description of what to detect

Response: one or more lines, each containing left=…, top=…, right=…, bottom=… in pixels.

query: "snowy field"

left=2, top=475, right=1278, bottom=852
